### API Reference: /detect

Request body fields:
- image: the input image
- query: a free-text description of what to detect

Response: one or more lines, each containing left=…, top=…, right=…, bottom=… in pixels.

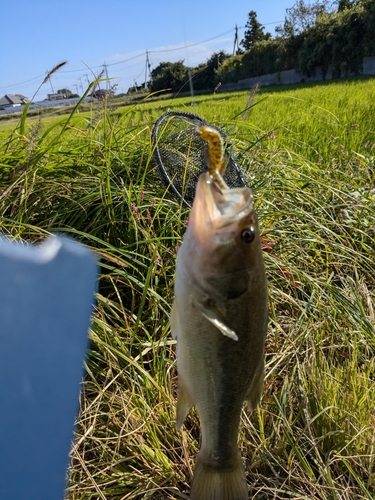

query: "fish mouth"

left=195, top=172, right=253, bottom=226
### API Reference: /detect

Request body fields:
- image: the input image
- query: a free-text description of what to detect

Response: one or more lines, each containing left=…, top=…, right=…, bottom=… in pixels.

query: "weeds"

left=0, top=77, right=374, bottom=499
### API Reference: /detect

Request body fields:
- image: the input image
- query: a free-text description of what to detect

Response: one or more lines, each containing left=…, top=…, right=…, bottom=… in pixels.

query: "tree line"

left=144, top=0, right=375, bottom=93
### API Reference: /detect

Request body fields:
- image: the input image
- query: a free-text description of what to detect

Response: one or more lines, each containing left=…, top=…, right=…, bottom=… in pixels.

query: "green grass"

left=1, top=76, right=374, bottom=499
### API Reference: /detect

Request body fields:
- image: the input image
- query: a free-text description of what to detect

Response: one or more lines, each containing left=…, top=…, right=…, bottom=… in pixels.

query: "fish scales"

left=171, top=172, right=268, bottom=500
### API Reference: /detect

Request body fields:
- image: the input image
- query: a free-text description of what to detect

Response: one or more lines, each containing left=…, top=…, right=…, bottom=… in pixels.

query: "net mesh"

left=151, top=111, right=247, bottom=206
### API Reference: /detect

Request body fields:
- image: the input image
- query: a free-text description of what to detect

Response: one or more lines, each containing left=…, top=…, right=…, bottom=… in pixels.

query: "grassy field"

left=1, top=76, right=374, bottom=499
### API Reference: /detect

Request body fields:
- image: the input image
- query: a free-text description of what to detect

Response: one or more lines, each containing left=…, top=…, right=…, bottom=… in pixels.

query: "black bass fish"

left=171, top=171, right=268, bottom=500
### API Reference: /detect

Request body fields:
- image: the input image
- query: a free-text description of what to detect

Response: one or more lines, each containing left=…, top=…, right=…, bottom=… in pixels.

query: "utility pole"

left=233, top=24, right=239, bottom=55
left=46, top=71, right=55, bottom=94
left=103, top=62, right=109, bottom=90
left=147, top=53, right=152, bottom=87
left=144, top=51, right=150, bottom=90
left=84, top=73, right=90, bottom=85
left=78, top=77, right=84, bottom=94
left=188, top=67, right=194, bottom=99
left=74, top=84, right=79, bottom=96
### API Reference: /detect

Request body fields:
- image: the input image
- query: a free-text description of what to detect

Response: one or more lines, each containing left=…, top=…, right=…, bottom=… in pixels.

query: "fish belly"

left=175, top=286, right=267, bottom=500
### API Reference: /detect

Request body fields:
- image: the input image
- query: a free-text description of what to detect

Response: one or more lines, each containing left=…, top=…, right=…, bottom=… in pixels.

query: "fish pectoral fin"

left=200, top=303, right=238, bottom=341
left=245, top=364, right=265, bottom=411
left=176, top=377, right=193, bottom=430
left=170, top=300, right=179, bottom=340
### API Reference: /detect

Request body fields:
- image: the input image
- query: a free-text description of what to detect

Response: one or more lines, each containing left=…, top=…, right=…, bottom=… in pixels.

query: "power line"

left=58, top=52, right=146, bottom=74
left=0, top=74, right=45, bottom=90
left=132, top=67, right=145, bottom=82
left=1, top=31, right=234, bottom=90
left=1, top=20, right=285, bottom=92
left=106, top=52, right=145, bottom=67
left=148, top=29, right=233, bottom=54
left=263, top=20, right=284, bottom=25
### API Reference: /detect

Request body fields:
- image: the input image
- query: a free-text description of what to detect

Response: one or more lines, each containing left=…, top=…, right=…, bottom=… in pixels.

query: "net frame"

left=151, top=111, right=247, bottom=207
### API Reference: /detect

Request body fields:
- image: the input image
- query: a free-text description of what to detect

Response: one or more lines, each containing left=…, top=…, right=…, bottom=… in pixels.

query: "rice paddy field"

left=1, top=75, right=374, bottom=499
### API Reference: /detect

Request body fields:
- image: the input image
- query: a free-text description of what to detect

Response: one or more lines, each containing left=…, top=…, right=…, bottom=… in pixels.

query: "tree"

left=215, top=54, right=244, bottom=83
left=150, top=61, right=188, bottom=92
left=275, top=19, right=296, bottom=38
left=240, top=11, right=271, bottom=51
left=336, top=0, right=356, bottom=10
left=192, top=51, right=229, bottom=90
left=283, top=0, right=335, bottom=35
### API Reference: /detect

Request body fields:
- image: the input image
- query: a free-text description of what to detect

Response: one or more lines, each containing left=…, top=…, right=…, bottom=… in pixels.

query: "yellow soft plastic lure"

left=199, top=125, right=229, bottom=189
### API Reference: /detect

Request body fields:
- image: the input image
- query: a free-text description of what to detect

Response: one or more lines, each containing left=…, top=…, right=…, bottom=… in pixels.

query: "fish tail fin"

left=190, top=451, right=248, bottom=500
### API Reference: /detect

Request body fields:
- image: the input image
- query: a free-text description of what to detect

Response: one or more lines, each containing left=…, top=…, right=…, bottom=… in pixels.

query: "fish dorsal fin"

left=200, top=303, right=238, bottom=341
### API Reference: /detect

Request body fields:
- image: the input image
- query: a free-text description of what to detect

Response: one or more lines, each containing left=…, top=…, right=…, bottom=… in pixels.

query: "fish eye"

left=241, top=226, right=255, bottom=244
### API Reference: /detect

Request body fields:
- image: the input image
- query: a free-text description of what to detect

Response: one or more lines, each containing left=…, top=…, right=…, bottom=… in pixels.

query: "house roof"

left=92, top=89, right=109, bottom=98
left=0, top=94, right=30, bottom=106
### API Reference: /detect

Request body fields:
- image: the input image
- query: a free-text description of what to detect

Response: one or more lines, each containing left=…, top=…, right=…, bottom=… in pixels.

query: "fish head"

left=183, top=172, right=265, bottom=300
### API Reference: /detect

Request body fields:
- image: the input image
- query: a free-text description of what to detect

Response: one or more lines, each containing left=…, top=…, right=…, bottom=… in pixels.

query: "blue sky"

left=1, top=0, right=294, bottom=100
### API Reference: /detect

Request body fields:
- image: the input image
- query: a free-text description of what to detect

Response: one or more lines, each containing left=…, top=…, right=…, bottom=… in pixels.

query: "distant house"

left=0, top=94, right=30, bottom=108
left=91, top=89, right=113, bottom=100
left=47, top=88, right=73, bottom=100
left=127, top=83, right=145, bottom=94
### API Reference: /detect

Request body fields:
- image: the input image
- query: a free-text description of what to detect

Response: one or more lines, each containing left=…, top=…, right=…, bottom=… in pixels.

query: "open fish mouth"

left=197, top=172, right=253, bottom=226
